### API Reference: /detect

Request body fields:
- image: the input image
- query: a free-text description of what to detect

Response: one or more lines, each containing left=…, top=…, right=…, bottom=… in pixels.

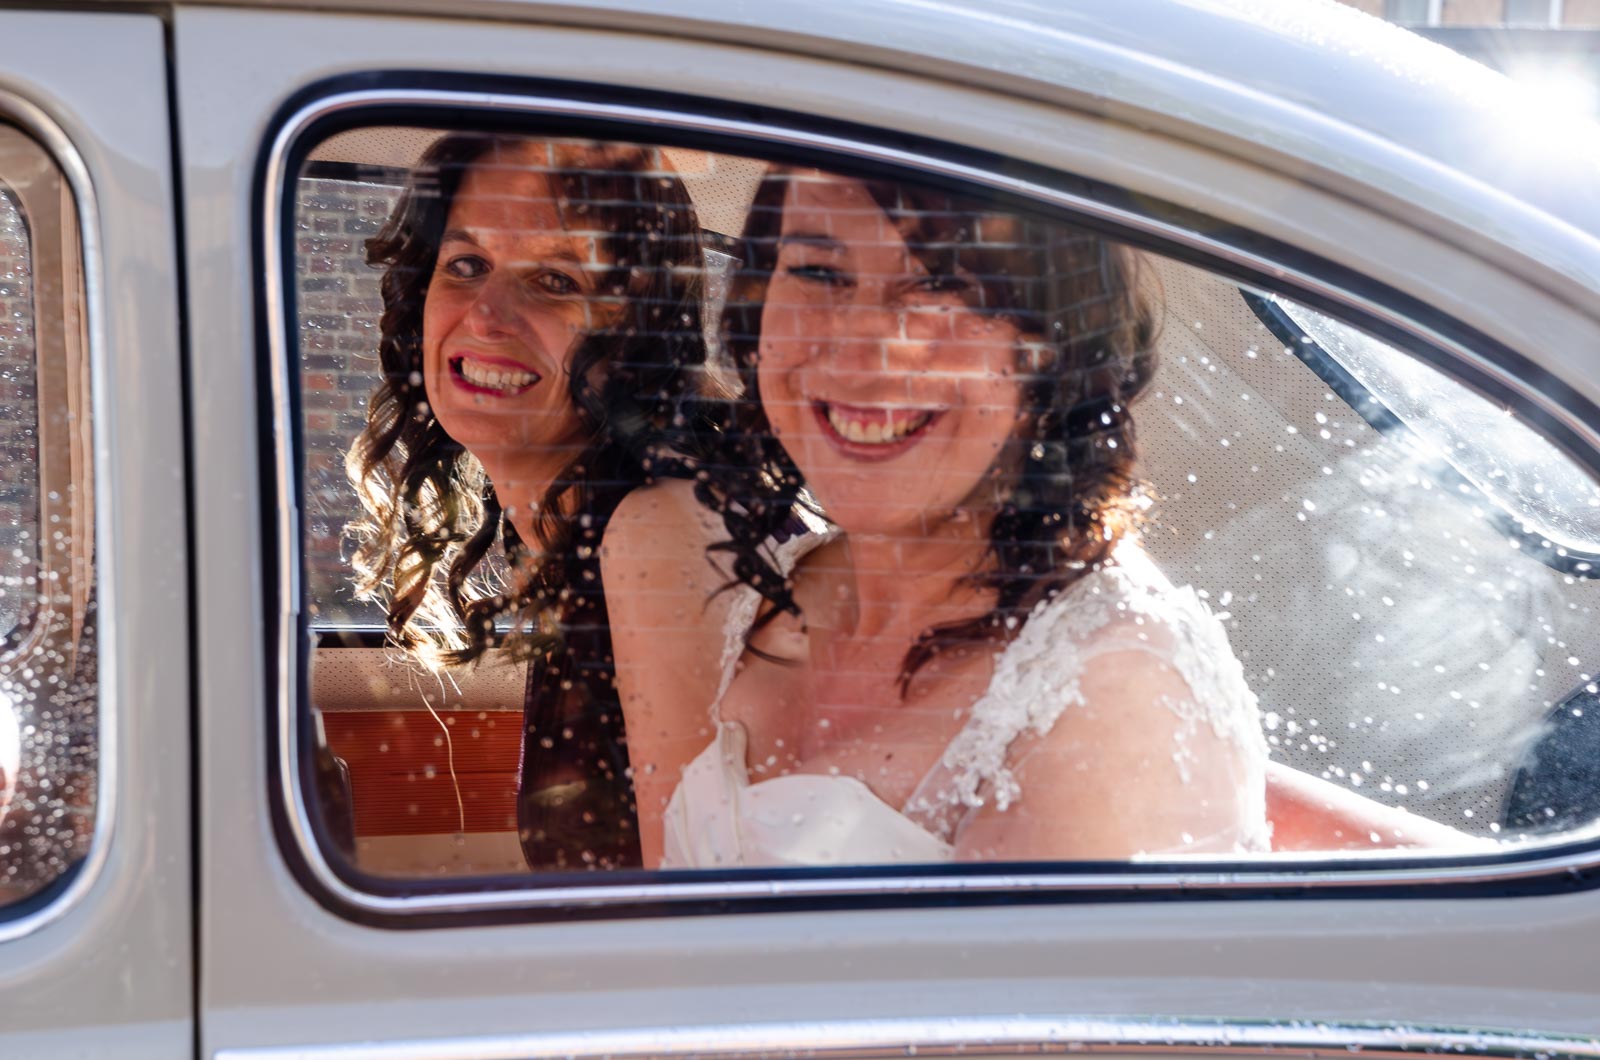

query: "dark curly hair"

left=683, top=170, right=1159, bottom=690
left=346, top=134, right=705, bottom=868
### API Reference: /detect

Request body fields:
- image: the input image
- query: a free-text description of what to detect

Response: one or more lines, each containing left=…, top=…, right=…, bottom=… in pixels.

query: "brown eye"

left=914, top=273, right=971, bottom=294
left=535, top=270, right=582, bottom=296
left=442, top=253, right=489, bottom=280
left=785, top=263, right=850, bottom=287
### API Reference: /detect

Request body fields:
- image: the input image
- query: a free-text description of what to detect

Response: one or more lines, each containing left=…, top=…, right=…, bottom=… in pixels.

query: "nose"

left=820, top=296, right=933, bottom=376
left=464, top=275, right=519, bottom=342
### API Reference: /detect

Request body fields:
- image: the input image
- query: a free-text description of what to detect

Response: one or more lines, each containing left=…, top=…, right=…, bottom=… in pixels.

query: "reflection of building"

left=1337, top=0, right=1600, bottom=113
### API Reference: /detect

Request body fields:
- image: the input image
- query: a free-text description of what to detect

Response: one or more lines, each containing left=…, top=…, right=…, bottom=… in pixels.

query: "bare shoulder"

left=602, top=477, right=737, bottom=865
left=601, top=476, right=733, bottom=688
left=602, top=477, right=727, bottom=594
left=605, top=475, right=718, bottom=548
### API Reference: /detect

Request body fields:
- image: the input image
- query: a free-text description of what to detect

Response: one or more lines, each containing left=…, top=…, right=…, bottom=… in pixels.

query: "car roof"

left=201, top=0, right=1600, bottom=229
left=167, top=0, right=1600, bottom=296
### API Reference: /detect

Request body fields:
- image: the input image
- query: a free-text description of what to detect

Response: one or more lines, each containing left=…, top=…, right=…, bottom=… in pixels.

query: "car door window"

left=280, top=118, right=1600, bottom=909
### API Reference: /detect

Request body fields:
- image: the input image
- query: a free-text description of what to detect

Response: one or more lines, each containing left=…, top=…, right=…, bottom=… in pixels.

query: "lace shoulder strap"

left=711, top=519, right=835, bottom=719
left=900, top=562, right=1121, bottom=837
left=904, top=544, right=1253, bottom=839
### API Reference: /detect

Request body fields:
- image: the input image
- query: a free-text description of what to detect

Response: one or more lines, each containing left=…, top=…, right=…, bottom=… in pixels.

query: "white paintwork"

left=168, top=4, right=1600, bottom=1059
left=0, top=9, right=192, bottom=1058
left=157, top=0, right=1600, bottom=283
left=0, top=0, right=1585, bottom=1056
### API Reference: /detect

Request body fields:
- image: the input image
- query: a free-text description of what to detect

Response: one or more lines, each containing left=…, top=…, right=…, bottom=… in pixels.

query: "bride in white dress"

left=604, top=168, right=1270, bottom=868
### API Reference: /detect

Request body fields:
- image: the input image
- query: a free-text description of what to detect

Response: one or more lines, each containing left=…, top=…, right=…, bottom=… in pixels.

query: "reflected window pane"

left=1274, top=294, right=1600, bottom=558
left=1505, top=0, right=1555, bottom=24
left=1386, top=0, right=1436, bottom=23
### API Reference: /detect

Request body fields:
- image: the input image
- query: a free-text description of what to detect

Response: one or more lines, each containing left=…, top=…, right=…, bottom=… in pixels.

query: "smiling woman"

left=340, top=133, right=705, bottom=871
left=605, top=168, right=1276, bottom=867
left=418, top=141, right=610, bottom=494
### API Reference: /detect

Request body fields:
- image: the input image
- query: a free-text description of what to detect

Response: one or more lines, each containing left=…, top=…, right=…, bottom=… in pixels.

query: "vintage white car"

left=3, top=0, right=1600, bottom=1056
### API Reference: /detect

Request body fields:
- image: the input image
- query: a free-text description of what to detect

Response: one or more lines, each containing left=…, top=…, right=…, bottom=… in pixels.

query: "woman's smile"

left=812, top=400, right=942, bottom=460
left=447, top=351, right=544, bottom=398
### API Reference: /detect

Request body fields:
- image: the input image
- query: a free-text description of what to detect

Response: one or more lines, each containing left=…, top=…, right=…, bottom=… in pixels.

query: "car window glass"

left=288, top=125, right=1600, bottom=889
left=0, top=184, right=39, bottom=643
left=0, top=123, right=97, bottom=911
left=1273, top=293, right=1600, bottom=557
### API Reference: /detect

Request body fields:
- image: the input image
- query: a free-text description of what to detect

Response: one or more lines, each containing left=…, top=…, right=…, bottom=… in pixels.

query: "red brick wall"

left=295, top=177, right=402, bottom=626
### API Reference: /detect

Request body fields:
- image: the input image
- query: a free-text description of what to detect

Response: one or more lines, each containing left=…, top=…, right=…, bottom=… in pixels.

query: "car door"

left=178, top=3, right=1600, bottom=1058
left=0, top=9, right=191, bottom=1058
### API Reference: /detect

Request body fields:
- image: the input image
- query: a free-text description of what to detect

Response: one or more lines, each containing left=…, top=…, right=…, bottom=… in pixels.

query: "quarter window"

left=0, top=122, right=97, bottom=911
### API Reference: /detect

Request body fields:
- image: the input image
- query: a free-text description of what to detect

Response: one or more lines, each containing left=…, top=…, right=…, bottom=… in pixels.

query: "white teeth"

left=825, top=405, right=934, bottom=445
left=458, top=359, right=537, bottom=392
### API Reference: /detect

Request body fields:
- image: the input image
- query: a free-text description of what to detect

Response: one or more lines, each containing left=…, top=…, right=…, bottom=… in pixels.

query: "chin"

left=430, top=407, right=496, bottom=451
left=807, top=491, right=938, bottom=537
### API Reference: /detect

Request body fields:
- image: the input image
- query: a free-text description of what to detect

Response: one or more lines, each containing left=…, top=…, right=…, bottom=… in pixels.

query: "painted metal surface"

left=0, top=9, right=191, bottom=1059
left=154, top=0, right=1600, bottom=282
left=178, top=4, right=1600, bottom=1058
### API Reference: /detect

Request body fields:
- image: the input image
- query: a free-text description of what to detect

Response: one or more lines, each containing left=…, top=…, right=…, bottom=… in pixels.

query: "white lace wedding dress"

left=660, top=536, right=1270, bottom=867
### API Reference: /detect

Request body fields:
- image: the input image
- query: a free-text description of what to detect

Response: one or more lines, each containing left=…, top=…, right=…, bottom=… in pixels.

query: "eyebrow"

left=778, top=231, right=845, bottom=252
left=440, top=228, right=482, bottom=248
left=440, top=227, right=587, bottom=266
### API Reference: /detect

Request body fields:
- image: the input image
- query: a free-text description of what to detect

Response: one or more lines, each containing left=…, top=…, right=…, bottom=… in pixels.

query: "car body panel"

left=148, top=0, right=1600, bottom=288
left=0, top=9, right=191, bottom=1058
left=174, top=4, right=1600, bottom=1057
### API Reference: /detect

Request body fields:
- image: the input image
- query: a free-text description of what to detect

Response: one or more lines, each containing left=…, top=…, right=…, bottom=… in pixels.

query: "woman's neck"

left=477, top=451, right=572, bottom=547
left=818, top=509, right=995, bottom=644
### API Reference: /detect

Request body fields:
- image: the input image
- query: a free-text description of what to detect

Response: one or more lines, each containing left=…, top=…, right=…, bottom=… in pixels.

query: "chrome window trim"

left=266, top=86, right=1600, bottom=917
left=0, top=89, right=115, bottom=944
left=214, top=1015, right=1600, bottom=1059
